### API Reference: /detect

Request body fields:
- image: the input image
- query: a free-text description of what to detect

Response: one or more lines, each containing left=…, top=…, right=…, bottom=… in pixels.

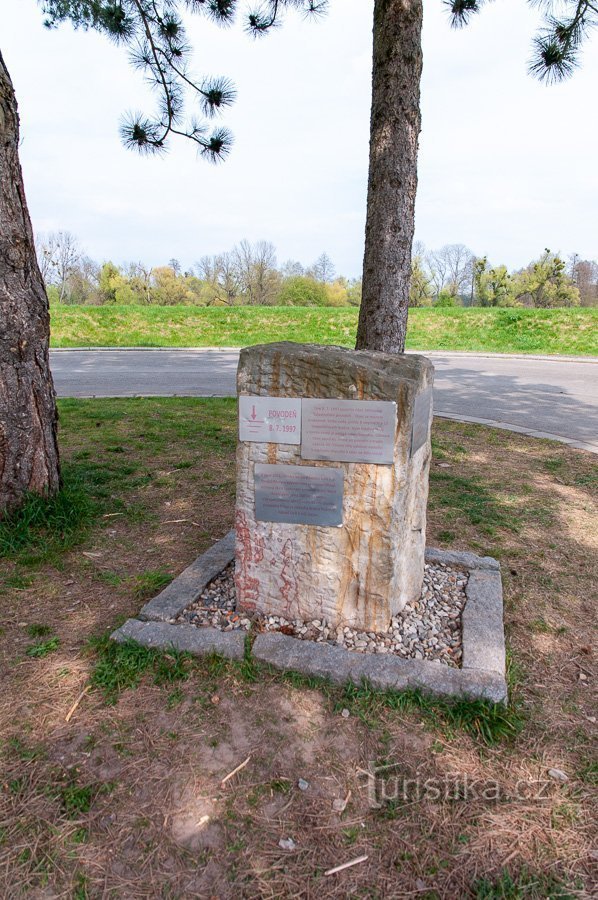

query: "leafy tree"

left=512, top=249, right=580, bottom=308
left=151, top=266, right=193, bottom=304
left=434, top=290, right=461, bottom=308
left=346, top=278, right=362, bottom=308
left=473, top=257, right=516, bottom=307
left=99, top=261, right=123, bottom=303
left=409, top=255, right=433, bottom=307
left=126, top=262, right=154, bottom=304
left=277, top=275, right=328, bottom=307
left=324, top=277, right=350, bottom=307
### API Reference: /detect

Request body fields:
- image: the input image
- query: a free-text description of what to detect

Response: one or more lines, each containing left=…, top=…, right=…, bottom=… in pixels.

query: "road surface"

left=50, top=349, right=598, bottom=453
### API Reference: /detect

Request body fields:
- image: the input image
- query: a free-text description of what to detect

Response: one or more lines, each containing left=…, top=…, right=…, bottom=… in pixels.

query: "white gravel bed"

left=173, top=560, right=468, bottom=668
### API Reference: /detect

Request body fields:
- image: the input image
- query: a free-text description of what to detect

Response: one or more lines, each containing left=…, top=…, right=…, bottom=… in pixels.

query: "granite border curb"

left=138, top=531, right=235, bottom=622
left=110, top=537, right=507, bottom=703
left=251, top=632, right=506, bottom=704
left=111, top=618, right=246, bottom=659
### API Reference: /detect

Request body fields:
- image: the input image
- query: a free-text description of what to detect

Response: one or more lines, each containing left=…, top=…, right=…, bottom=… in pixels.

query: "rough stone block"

left=235, top=342, right=434, bottom=632
left=252, top=632, right=507, bottom=704
left=139, top=531, right=235, bottom=622
left=425, top=547, right=500, bottom=572
left=462, top=568, right=506, bottom=675
left=111, top=618, right=245, bottom=659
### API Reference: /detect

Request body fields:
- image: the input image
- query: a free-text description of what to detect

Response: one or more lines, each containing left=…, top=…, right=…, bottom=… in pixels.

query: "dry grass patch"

left=0, top=400, right=596, bottom=897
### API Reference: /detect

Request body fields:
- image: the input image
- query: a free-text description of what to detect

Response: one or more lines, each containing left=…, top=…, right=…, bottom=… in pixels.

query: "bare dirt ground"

left=0, top=399, right=596, bottom=898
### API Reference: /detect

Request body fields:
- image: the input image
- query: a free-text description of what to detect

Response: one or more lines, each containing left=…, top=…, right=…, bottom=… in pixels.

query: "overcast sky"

left=2, top=0, right=597, bottom=278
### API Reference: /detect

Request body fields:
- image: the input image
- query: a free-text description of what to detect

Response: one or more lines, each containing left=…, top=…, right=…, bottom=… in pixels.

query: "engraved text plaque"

left=410, top=388, right=433, bottom=457
left=255, top=463, right=343, bottom=527
left=301, top=398, right=396, bottom=464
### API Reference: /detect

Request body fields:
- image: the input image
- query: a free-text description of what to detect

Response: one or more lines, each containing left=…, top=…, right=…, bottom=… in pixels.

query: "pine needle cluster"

left=39, top=0, right=327, bottom=158
left=447, top=0, right=597, bottom=84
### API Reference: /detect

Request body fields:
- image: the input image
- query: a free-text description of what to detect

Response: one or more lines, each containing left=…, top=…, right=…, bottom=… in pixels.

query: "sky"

left=2, top=0, right=597, bottom=278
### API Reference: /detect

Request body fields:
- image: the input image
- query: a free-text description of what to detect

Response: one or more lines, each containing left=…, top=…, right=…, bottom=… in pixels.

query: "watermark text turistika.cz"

left=361, top=763, right=556, bottom=808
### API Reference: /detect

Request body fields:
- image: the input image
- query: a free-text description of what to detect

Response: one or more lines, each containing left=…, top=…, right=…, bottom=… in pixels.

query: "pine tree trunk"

left=0, top=49, right=60, bottom=514
left=356, top=0, right=423, bottom=353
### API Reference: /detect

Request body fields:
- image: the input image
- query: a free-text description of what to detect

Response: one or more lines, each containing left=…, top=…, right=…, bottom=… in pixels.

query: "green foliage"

left=512, top=250, right=579, bottom=308
left=151, top=266, right=196, bottom=305
left=434, top=290, right=461, bottom=308
left=26, top=624, right=52, bottom=638
left=277, top=275, right=329, bottom=307
left=339, top=681, right=523, bottom=746
left=132, top=570, right=173, bottom=601
left=0, top=467, right=100, bottom=564
left=345, top=278, right=362, bottom=307
left=448, top=0, right=597, bottom=85
left=430, top=470, right=515, bottom=533
left=59, top=782, right=96, bottom=818
left=89, top=636, right=192, bottom=703
left=474, top=258, right=517, bottom=307
left=45, top=237, right=594, bottom=311
left=410, top=255, right=433, bottom=307
left=40, top=1, right=324, bottom=157
left=26, top=636, right=61, bottom=658
left=49, top=305, right=598, bottom=355
left=473, top=868, right=576, bottom=899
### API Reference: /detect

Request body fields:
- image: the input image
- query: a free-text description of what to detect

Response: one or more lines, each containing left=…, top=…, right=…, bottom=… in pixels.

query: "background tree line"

left=37, top=233, right=362, bottom=308
left=410, top=243, right=596, bottom=309
left=38, top=232, right=597, bottom=309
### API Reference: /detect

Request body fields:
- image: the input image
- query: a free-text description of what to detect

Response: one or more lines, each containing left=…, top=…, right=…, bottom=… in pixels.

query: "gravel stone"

left=176, top=560, right=468, bottom=669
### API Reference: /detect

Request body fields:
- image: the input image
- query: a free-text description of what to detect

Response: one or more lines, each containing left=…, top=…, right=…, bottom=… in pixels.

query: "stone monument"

left=234, top=342, right=434, bottom=632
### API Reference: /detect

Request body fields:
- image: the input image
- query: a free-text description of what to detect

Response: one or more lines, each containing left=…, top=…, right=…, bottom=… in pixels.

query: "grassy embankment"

left=0, top=397, right=596, bottom=895
left=50, top=305, right=598, bottom=355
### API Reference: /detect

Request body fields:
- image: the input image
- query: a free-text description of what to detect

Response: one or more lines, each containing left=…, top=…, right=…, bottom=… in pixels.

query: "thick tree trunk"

left=356, top=0, right=423, bottom=353
left=0, top=49, right=60, bottom=514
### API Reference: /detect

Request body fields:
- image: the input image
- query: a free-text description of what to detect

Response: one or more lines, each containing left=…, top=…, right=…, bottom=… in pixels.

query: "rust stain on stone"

left=270, top=351, right=282, bottom=397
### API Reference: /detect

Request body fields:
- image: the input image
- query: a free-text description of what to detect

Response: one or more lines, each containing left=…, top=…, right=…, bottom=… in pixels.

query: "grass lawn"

left=0, top=399, right=596, bottom=896
left=50, top=305, right=598, bottom=356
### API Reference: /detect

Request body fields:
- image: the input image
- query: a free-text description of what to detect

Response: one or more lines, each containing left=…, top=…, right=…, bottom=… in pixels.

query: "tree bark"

left=0, top=49, right=60, bottom=514
left=356, top=0, right=423, bottom=354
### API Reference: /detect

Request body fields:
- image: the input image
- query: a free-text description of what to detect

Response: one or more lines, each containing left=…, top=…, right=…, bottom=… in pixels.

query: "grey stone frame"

left=111, top=531, right=507, bottom=704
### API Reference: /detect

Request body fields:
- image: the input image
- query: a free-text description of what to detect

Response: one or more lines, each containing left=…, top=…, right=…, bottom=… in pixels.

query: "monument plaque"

left=301, top=399, right=396, bottom=464
left=410, top=389, right=433, bottom=457
left=255, top=463, right=343, bottom=527
left=239, top=396, right=301, bottom=444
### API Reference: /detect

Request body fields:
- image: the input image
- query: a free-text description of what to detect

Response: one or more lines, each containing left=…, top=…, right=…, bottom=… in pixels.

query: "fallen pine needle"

left=65, top=685, right=91, bottom=723
left=162, top=519, right=202, bottom=527
left=221, top=756, right=251, bottom=786
left=325, top=855, right=368, bottom=876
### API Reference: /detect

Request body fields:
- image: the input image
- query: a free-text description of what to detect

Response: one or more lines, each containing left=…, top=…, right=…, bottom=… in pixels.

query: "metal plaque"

left=239, top=395, right=301, bottom=444
left=301, top=398, right=396, bottom=465
left=255, top=464, right=344, bottom=527
left=410, top=388, right=433, bottom=457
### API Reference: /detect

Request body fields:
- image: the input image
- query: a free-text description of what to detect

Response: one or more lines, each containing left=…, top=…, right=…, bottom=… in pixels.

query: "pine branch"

left=38, top=0, right=324, bottom=157
left=446, top=0, right=597, bottom=82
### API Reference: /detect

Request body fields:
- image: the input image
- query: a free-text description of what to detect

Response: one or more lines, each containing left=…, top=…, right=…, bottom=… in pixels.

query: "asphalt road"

left=50, top=349, right=598, bottom=453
